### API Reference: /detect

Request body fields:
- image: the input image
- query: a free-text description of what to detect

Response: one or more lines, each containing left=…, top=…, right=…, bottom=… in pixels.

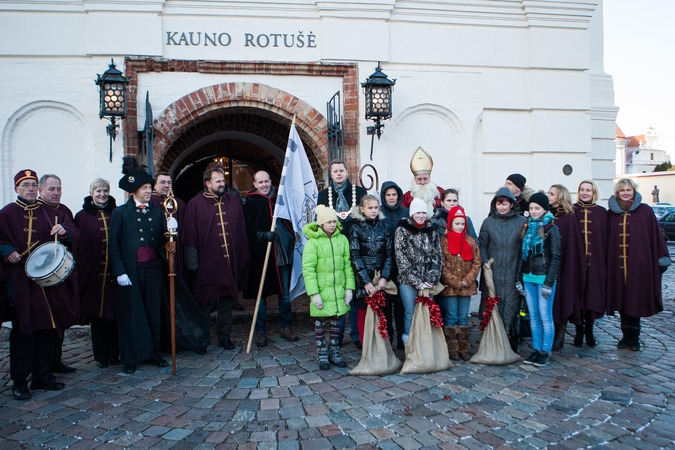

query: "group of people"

left=480, top=174, right=670, bottom=368
left=304, top=148, right=482, bottom=370
left=0, top=163, right=284, bottom=400
left=1, top=148, right=670, bottom=398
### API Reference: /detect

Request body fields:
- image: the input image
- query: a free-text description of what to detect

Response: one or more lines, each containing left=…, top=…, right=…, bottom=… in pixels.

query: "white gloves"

left=344, top=289, right=353, bottom=306
left=416, top=282, right=433, bottom=290
left=516, top=282, right=525, bottom=297
left=311, top=294, right=324, bottom=310
left=167, top=217, right=178, bottom=231
left=541, top=285, right=552, bottom=300
left=117, top=274, right=132, bottom=286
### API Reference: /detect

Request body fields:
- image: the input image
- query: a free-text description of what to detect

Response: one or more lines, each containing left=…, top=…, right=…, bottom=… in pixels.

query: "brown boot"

left=443, top=326, right=460, bottom=361
left=255, top=332, right=268, bottom=347
left=280, top=327, right=299, bottom=342
left=457, top=326, right=471, bottom=361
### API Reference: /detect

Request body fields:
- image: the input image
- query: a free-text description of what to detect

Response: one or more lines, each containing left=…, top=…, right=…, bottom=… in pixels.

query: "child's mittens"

left=344, top=289, right=353, bottom=306
left=311, top=294, right=324, bottom=310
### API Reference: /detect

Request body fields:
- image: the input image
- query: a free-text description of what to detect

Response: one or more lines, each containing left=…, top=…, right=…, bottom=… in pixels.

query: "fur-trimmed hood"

left=397, top=217, right=436, bottom=234
left=351, top=206, right=385, bottom=222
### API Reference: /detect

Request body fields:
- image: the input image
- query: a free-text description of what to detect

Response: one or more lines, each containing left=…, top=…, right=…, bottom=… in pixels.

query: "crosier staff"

left=164, top=190, right=178, bottom=375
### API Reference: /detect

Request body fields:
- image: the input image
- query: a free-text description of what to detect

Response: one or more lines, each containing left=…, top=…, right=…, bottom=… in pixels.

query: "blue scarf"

left=521, top=212, right=554, bottom=260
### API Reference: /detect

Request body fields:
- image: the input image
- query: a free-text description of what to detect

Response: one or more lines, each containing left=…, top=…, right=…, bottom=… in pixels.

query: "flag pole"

left=246, top=115, right=297, bottom=353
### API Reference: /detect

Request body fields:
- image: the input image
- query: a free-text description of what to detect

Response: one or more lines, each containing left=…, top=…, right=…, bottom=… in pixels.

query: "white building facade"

left=0, top=0, right=617, bottom=219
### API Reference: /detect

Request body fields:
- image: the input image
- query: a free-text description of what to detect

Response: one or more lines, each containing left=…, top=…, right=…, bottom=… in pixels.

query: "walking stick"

left=164, top=190, right=179, bottom=375
left=246, top=217, right=277, bottom=354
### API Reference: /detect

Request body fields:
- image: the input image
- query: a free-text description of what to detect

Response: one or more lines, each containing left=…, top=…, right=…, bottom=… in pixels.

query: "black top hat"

left=119, top=170, right=155, bottom=193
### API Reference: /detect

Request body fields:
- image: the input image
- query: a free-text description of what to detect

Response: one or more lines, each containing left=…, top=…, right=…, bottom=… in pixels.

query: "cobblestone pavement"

left=2, top=250, right=675, bottom=449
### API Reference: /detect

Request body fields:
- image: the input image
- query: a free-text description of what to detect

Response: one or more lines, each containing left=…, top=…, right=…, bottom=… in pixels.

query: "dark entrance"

left=159, top=107, right=294, bottom=203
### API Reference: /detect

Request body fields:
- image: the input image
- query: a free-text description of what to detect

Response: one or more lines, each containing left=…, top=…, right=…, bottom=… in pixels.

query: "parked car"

left=658, top=211, right=675, bottom=241
left=651, top=204, right=675, bottom=219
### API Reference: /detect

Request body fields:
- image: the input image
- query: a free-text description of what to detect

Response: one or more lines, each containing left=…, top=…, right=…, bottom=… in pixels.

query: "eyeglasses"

left=18, top=183, right=38, bottom=188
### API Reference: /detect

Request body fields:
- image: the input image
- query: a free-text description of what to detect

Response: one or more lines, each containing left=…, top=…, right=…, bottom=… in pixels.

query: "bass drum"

left=25, top=242, right=75, bottom=287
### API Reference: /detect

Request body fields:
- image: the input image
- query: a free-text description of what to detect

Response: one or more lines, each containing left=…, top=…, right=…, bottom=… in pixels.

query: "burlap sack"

left=400, top=302, right=452, bottom=374
left=350, top=306, right=402, bottom=376
left=470, top=259, right=520, bottom=365
left=470, top=307, right=521, bottom=365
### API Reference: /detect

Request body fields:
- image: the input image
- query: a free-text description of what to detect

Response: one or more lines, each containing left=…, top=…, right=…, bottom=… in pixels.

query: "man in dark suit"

left=109, top=170, right=175, bottom=374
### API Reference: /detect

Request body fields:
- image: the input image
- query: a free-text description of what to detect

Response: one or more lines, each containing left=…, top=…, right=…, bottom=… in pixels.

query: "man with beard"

left=401, top=147, right=445, bottom=213
left=0, top=170, right=79, bottom=399
left=109, top=170, right=175, bottom=374
left=243, top=171, right=298, bottom=347
left=317, top=160, right=366, bottom=347
left=37, top=173, right=80, bottom=374
left=182, top=164, right=250, bottom=350
left=504, top=173, right=533, bottom=216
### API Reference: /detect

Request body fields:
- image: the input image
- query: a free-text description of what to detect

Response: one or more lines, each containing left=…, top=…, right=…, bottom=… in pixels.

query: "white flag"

left=274, top=124, right=318, bottom=300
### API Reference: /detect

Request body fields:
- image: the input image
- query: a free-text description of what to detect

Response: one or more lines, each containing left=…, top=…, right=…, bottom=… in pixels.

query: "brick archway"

left=152, top=83, right=326, bottom=177
left=123, top=59, right=360, bottom=181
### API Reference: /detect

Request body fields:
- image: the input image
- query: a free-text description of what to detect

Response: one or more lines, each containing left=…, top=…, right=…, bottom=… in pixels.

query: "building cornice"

left=0, top=0, right=599, bottom=28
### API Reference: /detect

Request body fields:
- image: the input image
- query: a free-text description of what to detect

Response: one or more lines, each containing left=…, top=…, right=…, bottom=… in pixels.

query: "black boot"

left=585, top=319, right=597, bottom=347
left=617, top=317, right=631, bottom=349
left=552, top=322, right=566, bottom=351
left=629, top=325, right=641, bottom=351
left=574, top=324, right=584, bottom=347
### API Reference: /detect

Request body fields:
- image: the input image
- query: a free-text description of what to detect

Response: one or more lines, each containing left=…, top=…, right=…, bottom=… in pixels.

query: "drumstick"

left=19, top=240, right=39, bottom=259
left=54, top=217, right=58, bottom=257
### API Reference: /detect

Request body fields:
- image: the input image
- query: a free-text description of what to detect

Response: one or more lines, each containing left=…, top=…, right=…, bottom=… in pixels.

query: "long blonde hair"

left=550, top=184, right=574, bottom=215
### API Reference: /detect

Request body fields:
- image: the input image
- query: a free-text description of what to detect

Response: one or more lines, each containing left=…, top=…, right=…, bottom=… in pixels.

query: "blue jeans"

left=255, top=265, right=292, bottom=332
left=399, top=284, right=419, bottom=341
left=338, top=305, right=359, bottom=344
left=523, top=282, right=556, bottom=353
left=441, top=296, right=470, bottom=326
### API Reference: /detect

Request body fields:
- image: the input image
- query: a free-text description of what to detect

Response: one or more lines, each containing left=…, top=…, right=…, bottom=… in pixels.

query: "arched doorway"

left=150, top=83, right=329, bottom=203
left=123, top=59, right=361, bottom=201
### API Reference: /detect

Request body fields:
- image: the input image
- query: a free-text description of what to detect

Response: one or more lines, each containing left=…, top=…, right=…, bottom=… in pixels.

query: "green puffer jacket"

left=302, top=222, right=355, bottom=318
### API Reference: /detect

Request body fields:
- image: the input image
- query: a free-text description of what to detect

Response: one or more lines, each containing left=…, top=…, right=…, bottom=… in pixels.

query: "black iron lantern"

left=361, top=62, right=396, bottom=159
left=95, top=59, right=131, bottom=162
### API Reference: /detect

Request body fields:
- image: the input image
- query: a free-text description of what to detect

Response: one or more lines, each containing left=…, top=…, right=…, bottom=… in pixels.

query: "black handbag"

left=510, top=308, right=532, bottom=338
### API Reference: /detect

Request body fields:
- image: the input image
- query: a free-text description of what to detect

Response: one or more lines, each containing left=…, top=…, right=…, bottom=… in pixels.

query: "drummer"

left=37, top=173, right=80, bottom=374
left=0, top=169, right=80, bottom=400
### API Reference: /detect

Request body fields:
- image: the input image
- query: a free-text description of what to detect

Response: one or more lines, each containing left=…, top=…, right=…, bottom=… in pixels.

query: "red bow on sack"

left=480, top=295, right=500, bottom=331
left=415, top=295, right=444, bottom=328
left=365, top=291, right=389, bottom=340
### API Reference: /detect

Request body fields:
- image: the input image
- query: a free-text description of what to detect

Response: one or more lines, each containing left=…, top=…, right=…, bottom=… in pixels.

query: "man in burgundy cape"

left=38, top=173, right=81, bottom=374
left=182, top=164, right=249, bottom=350
left=0, top=170, right=79, bottom=400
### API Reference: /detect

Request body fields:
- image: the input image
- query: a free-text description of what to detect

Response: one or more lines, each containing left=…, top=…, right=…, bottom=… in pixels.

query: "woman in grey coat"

left=479, top=187, right=527, bottom=351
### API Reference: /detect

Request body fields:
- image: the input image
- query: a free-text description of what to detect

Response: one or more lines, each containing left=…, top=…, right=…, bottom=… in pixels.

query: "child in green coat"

left=302, top=205, right=356, bottom=370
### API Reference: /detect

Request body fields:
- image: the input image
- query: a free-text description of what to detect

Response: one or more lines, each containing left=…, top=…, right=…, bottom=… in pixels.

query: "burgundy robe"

left=182, top=191, right=249, bottom=303
left=607, top=200, right=669, bottom=318
left=73, top=196, right=117, bottom=323
left=0, top=199, right=80, bottom=336
left=551, top=208, right=586, bottom=325
left=574, top=202, right=608, bottom=320
left=150, top=192, right=186, bottom=276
